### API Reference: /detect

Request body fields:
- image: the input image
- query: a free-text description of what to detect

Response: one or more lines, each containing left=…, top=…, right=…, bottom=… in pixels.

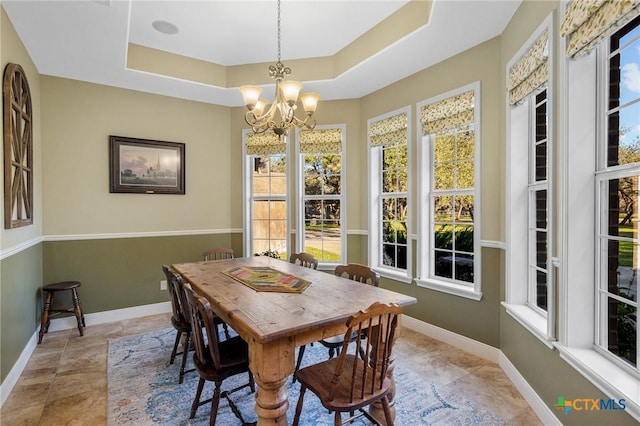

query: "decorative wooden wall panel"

left=3, top=63, right=33, bottom=229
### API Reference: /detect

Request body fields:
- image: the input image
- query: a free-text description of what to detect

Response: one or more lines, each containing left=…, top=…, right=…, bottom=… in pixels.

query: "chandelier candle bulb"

left=300, top=93, right=320, bottom=114
left=239, top=85, right=263, bottom=110
left=280, top=80, right=303, bottom=106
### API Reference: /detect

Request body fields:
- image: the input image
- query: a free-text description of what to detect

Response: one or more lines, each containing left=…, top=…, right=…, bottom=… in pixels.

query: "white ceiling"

left=3, top=0, right=521, bottom=107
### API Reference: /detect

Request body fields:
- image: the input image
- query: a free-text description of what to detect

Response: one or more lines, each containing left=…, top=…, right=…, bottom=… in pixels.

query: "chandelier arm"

left=247, top=101, right=278, bottom=124
left=290, top=115, right=317, bottom=130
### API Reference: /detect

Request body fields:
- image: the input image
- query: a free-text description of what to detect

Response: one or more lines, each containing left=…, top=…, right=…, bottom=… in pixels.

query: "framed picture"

left=109, top=135, right=185, bottom=194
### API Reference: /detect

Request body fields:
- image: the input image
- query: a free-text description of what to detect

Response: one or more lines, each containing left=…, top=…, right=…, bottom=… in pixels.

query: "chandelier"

left=239, top=0, right=319, bottom=138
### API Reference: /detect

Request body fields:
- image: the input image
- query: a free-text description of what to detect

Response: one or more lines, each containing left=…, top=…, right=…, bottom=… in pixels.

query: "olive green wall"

left=0, top=245, right=42, bottom=382
left=42, top=234, right=239, bottom=313
left=501, top=309, right=637, bottom=426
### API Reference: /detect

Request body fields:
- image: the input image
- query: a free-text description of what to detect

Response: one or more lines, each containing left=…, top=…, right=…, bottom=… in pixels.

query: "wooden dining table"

left=172, top=256, right=417, bottom=425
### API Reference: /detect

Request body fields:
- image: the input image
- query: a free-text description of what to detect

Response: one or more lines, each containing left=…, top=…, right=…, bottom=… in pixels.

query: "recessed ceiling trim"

left=127, top=43, right=226, bottom=87
left=126, top=0, right=432, bottom=90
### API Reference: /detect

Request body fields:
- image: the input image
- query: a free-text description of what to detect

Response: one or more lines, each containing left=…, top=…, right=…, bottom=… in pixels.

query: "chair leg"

left=38, top=291, right=53, bottom=344
left=382, top=395, right=394, bottom=426
left=170, top=330, right=181, bottom=364
left=292, top=344, right=306, bottom=383
left=210, top=382, right=222, bottom=426
left=334, top=411, right=342, bottom=426
left=179, top=332, right=191, bottom=384
left=292, top=385, right=307, bottom=426
left=190, top=378, right=205, bottom=419
left=248, top=371, right=256, bottom=393
left=222, top=322, right=231, bottom=339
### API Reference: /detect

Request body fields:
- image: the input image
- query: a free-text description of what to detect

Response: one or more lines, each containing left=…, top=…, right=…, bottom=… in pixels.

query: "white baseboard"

left=45, top=301, right=171, bottom=332
left=402, top=315, right=500, bottom=362
left=0, top=301, right=171, bottom=409
left=0, top=331, right=38, bottom=407
left=499, top=352, right=561, bottom=425
left=402, top=315, right=557, bottom=425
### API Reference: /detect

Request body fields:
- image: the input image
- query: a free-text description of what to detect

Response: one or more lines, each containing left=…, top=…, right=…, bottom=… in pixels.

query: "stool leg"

left=71, top=288, right=84, bottom=337
left=39, top=291, right=53, bottom=344
left=75, top=291, right=86, bottom=327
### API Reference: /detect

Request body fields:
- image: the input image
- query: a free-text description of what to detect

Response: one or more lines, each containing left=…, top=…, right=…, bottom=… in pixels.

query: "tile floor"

left=0, top=313, right=542, bottom=425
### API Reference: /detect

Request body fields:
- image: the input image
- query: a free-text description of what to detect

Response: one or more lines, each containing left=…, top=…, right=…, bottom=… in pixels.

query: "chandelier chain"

left=277, top=0, right=281, bottom=63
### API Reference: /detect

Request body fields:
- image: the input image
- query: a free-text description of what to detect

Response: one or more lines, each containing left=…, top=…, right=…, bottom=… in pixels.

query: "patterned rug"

left=107, top=328, right=511, bottom=425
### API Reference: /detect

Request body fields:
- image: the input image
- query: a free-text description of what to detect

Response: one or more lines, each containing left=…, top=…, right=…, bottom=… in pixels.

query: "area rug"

left=108, top=328, right=512, bottom=425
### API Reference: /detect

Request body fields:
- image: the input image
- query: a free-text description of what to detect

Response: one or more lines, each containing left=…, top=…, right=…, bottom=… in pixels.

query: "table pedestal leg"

left=249, top=338, right=294, bottom=425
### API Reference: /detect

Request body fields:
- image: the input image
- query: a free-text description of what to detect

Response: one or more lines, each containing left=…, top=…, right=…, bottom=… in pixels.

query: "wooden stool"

left=38, top=281, right=86, bottom=344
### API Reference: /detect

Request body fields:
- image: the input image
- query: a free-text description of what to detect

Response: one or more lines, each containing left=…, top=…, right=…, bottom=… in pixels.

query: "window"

left=296, top=126, right=345, bottom=265
left=368, top=108, right=412, bottom=283
left=530, top=89, right=550, bottom=312
left=504, top=16, right=554, bottom=343
left=558, top=6, right=640, bottom=419
left=596, top=14, right=640, bottom=372
left=416, top=83, right=481, bottom=299
left=243, top=131, right=289, bottom=258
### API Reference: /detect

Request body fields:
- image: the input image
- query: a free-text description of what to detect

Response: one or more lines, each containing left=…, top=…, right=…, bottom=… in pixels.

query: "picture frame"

left=109, top=135, right=185, bottom=194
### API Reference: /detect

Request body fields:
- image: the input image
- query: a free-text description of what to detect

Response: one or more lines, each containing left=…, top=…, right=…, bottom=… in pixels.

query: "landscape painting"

left=109, top=135, right=185, bottom=194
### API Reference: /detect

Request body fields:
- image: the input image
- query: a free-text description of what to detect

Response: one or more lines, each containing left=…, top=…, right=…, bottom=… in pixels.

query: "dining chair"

left=183, top=282, right=255, bottom=426
left=292, top=301, right=402, bottom=426
left=289, top=252, right=318, bottom=270
left=202, top=247, right=235, bottom=261
left=293, top=263, right=380, bottom=382
left=334, top=263, right=380, bottom=286
left=162, top=265, right=195, bottom=384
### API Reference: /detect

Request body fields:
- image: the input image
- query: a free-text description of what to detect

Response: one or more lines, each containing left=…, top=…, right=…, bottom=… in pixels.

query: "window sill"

left=415, top=277, right=482, bottom=301
left=502, top=302, right=554, bottom=349
left=554, top=345, right=640, bottom=422
left=373, top=267, right=413, bottom=284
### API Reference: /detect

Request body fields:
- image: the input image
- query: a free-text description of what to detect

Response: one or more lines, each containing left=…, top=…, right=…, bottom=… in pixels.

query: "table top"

left=172, top=256, right=417, bottom=345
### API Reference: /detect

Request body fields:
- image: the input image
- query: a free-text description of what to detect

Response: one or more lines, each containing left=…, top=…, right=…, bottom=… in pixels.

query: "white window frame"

left=368, top=107, right=413, bottom=284
left=554, top=9, right=640, bottom=420
left=504, top=13, right=556, bottom=347
left=416, top=81, right=482, bottom=300
left=242, top=129, right=291, bottom=258
left=294, top=124, right=347, bottom=267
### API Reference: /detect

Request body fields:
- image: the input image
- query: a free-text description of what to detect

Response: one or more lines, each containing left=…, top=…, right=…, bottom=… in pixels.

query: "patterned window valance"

left=507, top=29, right=549, bottom=105
left=420, top=91, right=474, bottom=136
left=560, top=0, right=640, bottom=58
left=299, top=128, right=342, bottom=154
left=369, top=113, right=407, bottom=147
left=246, top=132, right=286, bottom=156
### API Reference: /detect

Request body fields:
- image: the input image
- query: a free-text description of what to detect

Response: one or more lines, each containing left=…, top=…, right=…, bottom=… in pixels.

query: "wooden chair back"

left=202, top=247, right=235, bottom=261
left=183, top=283, right=223, bottom=370
left=331, top=302, right=401, bottom=403
left=334, top=263, right=380, bottom=287
left=289, top=252, right=318, bottom=270
left=162, top=265, right=187, bottom=324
